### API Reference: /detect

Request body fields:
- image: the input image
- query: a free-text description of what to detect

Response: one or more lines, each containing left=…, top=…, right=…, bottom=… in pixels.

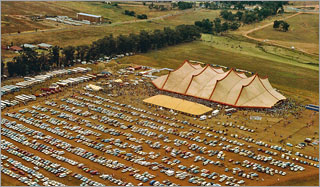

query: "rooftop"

left=77, top=12, right=102, bottom=18
left=143, top=95, right=213, bottom=116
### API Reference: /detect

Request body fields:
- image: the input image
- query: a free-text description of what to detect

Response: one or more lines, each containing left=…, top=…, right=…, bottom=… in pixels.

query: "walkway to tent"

left=143, top=95, right=213, bottom=117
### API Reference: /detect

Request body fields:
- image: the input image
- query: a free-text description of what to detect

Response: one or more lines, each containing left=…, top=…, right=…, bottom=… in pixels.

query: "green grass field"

left=248, top=13, right=319, bottom=55
left=201, top=34, right=319, bottom=70
left=152, top=9, right=221, bottom=27
left=1, top=1, right=180, bottom=35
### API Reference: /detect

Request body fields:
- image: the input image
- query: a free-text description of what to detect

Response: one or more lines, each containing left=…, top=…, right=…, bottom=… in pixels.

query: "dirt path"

left=242, top=12, right=318, bottom=56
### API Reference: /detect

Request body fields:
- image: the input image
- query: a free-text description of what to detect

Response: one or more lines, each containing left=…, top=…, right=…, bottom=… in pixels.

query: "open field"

left=0, top=7, right=205, bottom=49
left=1, top=62, right=319, bottom=186
left=152, top=9, right=221, bottom=27
left=1, top=1, right=179, bottom=34
left=248, top=13, right=319, bottom=55
left=201, top=34, right=318, bottom=71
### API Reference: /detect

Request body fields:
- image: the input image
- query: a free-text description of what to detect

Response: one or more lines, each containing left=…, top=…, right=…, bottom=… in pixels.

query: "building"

left=77, top=13, right=103, bottom=23
left=21, top=44, right=37, bottom=49
left=152, top=60, right=286, bottom=108
left=143, top=95, right=213, bottom=117
left=37, top=43, right=52, bottom=50
left=9, top=46, right=23, bottom=52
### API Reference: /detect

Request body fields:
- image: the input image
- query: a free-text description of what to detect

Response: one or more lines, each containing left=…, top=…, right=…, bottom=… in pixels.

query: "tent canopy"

left=152, top=60, right=286, bottom=108
left=143, top=95, right=213, bottom=116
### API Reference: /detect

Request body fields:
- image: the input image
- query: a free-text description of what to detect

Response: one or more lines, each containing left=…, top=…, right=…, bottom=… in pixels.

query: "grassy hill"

left=248, top=13, right=319, bottom=55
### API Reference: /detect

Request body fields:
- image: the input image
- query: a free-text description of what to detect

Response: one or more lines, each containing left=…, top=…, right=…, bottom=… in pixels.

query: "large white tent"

left=152, top=60, right=286, bottom=108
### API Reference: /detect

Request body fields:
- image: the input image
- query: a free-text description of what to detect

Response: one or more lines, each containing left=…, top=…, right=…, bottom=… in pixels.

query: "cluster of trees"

left=172, top=2, right=194, bottom=10
left=137, top=14, right=148, bottom=19
left=220, top=10, right=243, bottom=21
left=220, top=2, right=288, bottom=24
left=200, top=1, right=288, bottom=11
left=6, top=25, right=201, bottom=77
left=148, top=2, right=168, bottom=11
left=6, top=46, right=60, bottom=77
left=124, top=10, right=135, bottom=17
left=124, top=10, right=147, bottom=19
left=195, top=18, right=240, bottom=34
left=273, top=20, right=290, bottom=32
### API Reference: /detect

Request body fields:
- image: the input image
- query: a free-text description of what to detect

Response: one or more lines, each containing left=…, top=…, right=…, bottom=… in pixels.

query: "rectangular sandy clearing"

left=143, top=95, right=213, bottom=116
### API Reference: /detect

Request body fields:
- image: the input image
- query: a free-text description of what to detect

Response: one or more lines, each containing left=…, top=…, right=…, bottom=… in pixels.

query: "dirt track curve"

left=243, top=12, right=318, bottom=56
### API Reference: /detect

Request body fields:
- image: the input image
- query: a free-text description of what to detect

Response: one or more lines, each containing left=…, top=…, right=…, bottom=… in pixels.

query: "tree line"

left=124, top=10, right=148, bottom=19
left=200, top=1, right=288, bottom=11
left=195, top=18, right=240, bottom=34
left=6, top=25, right=201, bottom=77
left=220, top=1, right=288, bottom=24
left=172, top=2, right=194, bottom=10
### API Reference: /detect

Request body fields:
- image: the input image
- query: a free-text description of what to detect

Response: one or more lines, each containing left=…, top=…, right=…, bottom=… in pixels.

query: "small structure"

left=87, top=84, right=103, bottom=91
left=133, top=65, right=142, bottom=70
left=37, top=43, right=52, bottom=50
left=77, top=13, right=103, bottom=23
left=22, top=44, right=37, bottom=49
left=114, top=79, right=123, bottom=83
left=9, top=46, right=23, bottom=52
left=143, top=95, right=213, bottom=117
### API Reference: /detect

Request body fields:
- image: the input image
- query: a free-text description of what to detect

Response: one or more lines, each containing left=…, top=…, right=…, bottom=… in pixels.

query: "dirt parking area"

left=1, top=66, right=319, bottom=186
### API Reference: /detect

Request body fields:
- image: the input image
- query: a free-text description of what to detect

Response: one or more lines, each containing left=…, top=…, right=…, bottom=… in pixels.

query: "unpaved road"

left=243, top=12, right=318, bottom=56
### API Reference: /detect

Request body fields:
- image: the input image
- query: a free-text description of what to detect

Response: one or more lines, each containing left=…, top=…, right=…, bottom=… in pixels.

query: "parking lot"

left=1, top=66, right=319, bottom=186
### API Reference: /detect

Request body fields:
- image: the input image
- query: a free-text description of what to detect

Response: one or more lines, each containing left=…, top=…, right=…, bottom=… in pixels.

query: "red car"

left=11, top=167, right=18, bottom=171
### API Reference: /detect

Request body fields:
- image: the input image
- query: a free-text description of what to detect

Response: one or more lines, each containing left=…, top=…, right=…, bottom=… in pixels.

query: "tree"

left=273, top=20, right=290, bottom=32
left=213, top=18, right=222, bottom=34
left=175, top=25, right=201, bottom=42
left=76, top=45, right=89, bottom=61
left=39, top=52, right=49, bottom=71
left=195, top=19, right=213, bottom=34
left=62, top=46, right=75, bottom=66
left=124, top=10, right=135, bottom=16
left=221, top=22, right=229, bottom=32
left=128, top=33, right=139, bottom=53
left=177, top=2, right=193, bottom=10
left=116, top=34, right=131, bottom=54
left=235, top=11, right=243, bottom=20
left=1, top=59, right=4, bottom=72
left=281, top=21, right=290, bottom=32
left=137, top=14, right=148, bottom=19
left=20, top=48, right=39, bottom=75
left=163, top=27, right=177, bottom=46
left=230, top=22, right=240, bottom=30
left=49, top=45, right=60, bottom=67
left=7, top=61, right=16, bottom=77
left=151, top=29, right=166, bottom=49
left=273, top=20, right=281, bottom=29
left=138, top=30, right=151, bottom=53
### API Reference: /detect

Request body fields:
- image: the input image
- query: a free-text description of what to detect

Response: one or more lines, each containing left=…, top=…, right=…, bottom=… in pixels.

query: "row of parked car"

left=1, top=140, right=67, bottom=186
left=57, top=93, right=308, bottom=185
left=4, top=87, right=316, bottom=187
